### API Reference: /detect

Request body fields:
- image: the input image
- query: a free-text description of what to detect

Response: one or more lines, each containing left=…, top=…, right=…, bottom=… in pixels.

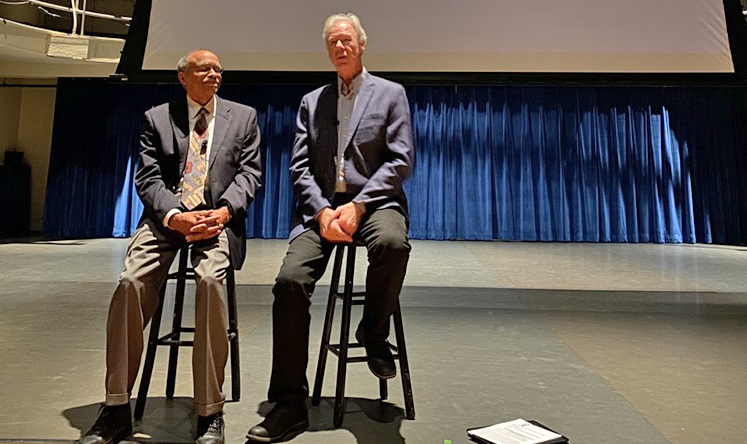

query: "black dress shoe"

left=245, top=401, right=308, bottom=443
left=196, top=412, right=225, bottom=444
left=79, top=404, right=133, bottom=444
left=356, top=327, right=396, bottom=380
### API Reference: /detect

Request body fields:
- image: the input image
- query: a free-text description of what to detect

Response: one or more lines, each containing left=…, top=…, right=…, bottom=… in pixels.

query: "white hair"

left=322, top=13, right=367, bottom=46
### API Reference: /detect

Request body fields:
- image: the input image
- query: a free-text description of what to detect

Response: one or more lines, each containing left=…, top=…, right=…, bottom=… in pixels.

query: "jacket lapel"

left=344, top=75, right=374, bottom=149
left=169, top=97, right=190, bottom=174
left=209, top=98, right=232, bottom=171
left=317, top=84, right=339, bottom=165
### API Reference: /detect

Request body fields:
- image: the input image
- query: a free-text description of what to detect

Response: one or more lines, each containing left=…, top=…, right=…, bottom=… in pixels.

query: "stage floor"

left=1, top=238, right=746, bottom=444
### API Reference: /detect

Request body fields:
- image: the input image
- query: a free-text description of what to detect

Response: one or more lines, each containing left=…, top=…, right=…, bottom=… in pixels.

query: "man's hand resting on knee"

left=167, top=207, right=231, bottom=242
left=316, top=207, right=353, bottom=243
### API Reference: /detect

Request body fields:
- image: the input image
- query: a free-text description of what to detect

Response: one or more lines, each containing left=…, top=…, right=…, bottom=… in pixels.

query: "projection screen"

left=142, top=0, right=734, bottom=73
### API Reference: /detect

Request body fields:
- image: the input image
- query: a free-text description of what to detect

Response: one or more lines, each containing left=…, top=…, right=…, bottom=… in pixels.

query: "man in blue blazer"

left=246, top=13, right=414, bottom=443
left=80, top=49, right=261, bottom=444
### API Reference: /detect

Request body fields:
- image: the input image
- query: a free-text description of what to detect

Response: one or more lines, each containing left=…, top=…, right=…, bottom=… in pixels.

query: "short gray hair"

left=176, top=49, right=207, bottom=72
left=322, top=13, right=367, bottom=46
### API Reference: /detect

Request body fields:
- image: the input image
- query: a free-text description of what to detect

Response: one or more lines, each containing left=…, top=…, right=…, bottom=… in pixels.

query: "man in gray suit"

left=80, top=49, right=261, bottom=444
left=246, top=13, right=414, bottom=443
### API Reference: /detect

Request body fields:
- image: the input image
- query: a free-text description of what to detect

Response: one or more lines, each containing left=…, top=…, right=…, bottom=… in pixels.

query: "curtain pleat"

left=44, top=82, right=747, bottom=244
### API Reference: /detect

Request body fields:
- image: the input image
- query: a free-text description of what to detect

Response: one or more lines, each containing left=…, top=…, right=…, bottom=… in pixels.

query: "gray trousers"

left=104, top=218, right=230, bottom=417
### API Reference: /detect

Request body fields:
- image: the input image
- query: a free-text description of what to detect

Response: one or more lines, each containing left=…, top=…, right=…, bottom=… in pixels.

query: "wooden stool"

left=134, top=245, right=240, bottom=420
left=311, top=243, right=415, bottom=427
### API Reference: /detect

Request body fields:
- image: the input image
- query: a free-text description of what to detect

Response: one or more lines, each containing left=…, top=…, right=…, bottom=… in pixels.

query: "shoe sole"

left=113, top=425, right=133, bottom=444
left=79, top=427, right=131, bottom=444
left=196, top=435, right=224, bottom=444
left=367, top=361, right=397, bottom=380
left=245, top=420, right=309, bottom=443
left=356, top=330, right=397, bottom=380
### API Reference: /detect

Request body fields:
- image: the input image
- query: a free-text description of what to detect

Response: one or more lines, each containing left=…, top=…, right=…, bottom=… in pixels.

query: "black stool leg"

left=333, top=246, right=356, bottom=427
left=379, top=316, right=390, bottom=400
left=393, top=304, right=415, bottom=420
left=134, top=285, right=166, bottom=421
left=312, top=246, right=345, bottom=406
left=226, top=268, right=241, bottom=401
left=165, top=248, right=189, bottom=399
left=379, top=379, right=388, bottom=401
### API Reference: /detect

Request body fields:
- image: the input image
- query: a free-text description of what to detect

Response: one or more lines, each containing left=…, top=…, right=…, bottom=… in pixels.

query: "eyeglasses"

left=190, top=64, right=224, bottom=75
left=328, top=38, right=356, bottom=48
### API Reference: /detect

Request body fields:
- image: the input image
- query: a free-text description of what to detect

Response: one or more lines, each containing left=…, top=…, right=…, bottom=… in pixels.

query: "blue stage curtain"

left=44, top=82, right=747, bottom=244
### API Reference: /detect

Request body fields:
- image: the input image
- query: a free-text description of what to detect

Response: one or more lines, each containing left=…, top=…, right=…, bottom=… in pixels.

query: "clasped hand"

left=317, top=202, right=364, bottom=243
left=168, top=207, right=231, bottom=243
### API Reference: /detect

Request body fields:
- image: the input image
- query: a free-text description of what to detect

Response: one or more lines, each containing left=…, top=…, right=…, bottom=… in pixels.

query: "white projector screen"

left=142, top=0, right=734, bottom=73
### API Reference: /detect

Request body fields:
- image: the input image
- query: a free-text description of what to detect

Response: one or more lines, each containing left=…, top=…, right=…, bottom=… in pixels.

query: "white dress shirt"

left=335, top=68, right=367, bottom=193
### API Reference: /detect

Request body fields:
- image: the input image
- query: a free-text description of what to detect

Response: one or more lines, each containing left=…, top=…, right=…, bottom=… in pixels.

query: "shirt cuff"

left=163, top=209, right=181, bottom=227
left=313, top=206, right=331, bottom=222
left=352, top=201, right=367, bottom=215
left=219, top=200, right=234, bottom=218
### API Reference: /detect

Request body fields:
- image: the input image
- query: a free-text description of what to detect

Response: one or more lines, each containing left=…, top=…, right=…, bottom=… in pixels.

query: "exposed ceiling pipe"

left=69, top=0, right=77, bottom=34
left=24, top=0, right=131, bottom=22
left=79, top=0, right=87, bottom=35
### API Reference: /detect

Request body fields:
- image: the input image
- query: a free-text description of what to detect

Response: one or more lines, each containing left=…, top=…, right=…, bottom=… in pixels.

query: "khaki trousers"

left=104, top=218, right=230, bottom=416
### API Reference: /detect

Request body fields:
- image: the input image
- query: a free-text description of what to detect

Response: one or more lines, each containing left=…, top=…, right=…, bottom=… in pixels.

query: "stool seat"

left=311, top=243, right=415, bottom=427
left=134, top=245, right=240, bottom=420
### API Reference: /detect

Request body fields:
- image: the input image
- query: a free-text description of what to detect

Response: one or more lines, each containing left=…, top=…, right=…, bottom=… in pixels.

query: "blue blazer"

left=135, top=95, right=262, bottom=268
left=289, top=74, right=415, bottom=240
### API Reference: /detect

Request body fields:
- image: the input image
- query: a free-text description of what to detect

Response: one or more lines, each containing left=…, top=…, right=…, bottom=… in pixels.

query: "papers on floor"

left=468, top=418, right=567, bottom=444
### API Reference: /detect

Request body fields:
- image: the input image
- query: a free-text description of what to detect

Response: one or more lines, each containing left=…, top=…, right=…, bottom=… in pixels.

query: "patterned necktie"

left=181, top=107, right=209, bottom=210
left=341, top=82, right=353, bottom=99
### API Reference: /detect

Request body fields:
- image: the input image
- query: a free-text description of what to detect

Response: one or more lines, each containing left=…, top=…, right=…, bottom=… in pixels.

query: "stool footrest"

left=332, top=291, right=366, bottom=302
left=159, top=339, right=194, bottom=346
left=327, top=343, right=365, bottom=351
left=326, top=343, right=402, bottom=360
left=157, top=329, right=194, bottom=342
left=167, top=271, right=196, bottom=280
left=327, top=342, right=399, bottom=352
left=157, top=328, right=236, bottom=344
left=334, top=355, right=368, bottom=363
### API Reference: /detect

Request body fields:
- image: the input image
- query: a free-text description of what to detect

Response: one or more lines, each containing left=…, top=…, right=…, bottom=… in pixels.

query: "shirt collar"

left=337, top=67, right=367, bottom=97
left=186, top=94, right=217, bottom=119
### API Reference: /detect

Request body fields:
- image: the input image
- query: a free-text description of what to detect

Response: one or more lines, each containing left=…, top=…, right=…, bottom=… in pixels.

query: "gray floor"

left=1, top=238, right=746, bottom=444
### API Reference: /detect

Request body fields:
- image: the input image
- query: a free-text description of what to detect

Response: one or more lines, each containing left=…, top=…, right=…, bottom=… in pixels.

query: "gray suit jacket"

left=289, top=74, right=415, bottom=240
left=135, top=95, right=262, bottom=269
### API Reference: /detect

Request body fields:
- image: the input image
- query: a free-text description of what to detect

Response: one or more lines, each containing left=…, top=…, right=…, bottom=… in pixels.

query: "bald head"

left=176, top=49, right=223, bottom=105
